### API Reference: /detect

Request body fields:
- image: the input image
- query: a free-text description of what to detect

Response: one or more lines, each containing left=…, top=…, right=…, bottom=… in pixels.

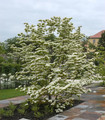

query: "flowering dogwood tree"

left=11, top=17, right=100, bottom=113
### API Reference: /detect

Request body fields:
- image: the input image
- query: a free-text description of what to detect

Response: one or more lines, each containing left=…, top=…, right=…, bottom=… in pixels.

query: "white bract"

left=11, top=17, right=101, bottom=113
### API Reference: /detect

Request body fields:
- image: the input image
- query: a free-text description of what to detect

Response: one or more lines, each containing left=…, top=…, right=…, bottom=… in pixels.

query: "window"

left=93, top=39, right=96, bottom=44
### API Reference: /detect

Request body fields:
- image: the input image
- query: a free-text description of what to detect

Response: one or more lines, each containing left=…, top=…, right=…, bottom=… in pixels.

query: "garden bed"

left=0, top=100, right=83, bottom=120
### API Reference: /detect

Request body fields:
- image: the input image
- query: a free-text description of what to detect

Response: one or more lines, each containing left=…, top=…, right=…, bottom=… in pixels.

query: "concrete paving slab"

left=0, top=95, right=29, bottom=108
left=72, top=118, right=89, bottom=120
left=50, top=84, right=105, bottom=120
left=19, top=118, right=30, bottom=120
left=75, top=105, right=89, bottom=109
left=48, top=114, right=68, bottom=120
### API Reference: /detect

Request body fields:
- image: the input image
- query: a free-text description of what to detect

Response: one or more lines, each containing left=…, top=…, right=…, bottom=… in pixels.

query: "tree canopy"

left=98, top=31, right=105, bottom=49
left=95, top=32, right=105, bottom=79
left=11, top=17, right=101, bottom=113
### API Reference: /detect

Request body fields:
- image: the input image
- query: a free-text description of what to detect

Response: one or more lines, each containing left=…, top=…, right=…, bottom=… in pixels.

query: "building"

left=87, top=30, right=105, bottom=52
left=88, top=30, right=105, bottom=47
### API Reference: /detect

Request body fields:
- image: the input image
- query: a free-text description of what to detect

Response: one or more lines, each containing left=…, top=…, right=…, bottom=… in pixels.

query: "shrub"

left=11, top=17, right=101, bottom=114
left=0, top=103, right=16, bottom=117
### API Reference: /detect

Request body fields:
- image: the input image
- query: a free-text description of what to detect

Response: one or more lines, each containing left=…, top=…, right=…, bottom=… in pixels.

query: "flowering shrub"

left=11, top=17, right=101, bottom=113
left=0, top=73, right=14, bottom=89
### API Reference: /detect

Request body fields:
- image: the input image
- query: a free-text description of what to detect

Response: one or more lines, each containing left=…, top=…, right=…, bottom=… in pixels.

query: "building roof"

left=89, top=30, right=105, bottom=39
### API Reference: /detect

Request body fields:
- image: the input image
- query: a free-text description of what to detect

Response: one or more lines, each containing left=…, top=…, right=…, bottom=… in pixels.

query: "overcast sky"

left=0, top=0, right=105, bottom=42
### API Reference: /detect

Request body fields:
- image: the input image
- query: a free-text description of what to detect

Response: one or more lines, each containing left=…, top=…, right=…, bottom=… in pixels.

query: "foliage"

left=0, top=42, right=5, bottom=64
left=87, top=52, right=95, bottom=59
left=0, top=63, right=20, bottom=74
left=96, top=31, right=105, bottom=65
left=81, top=37, right=88, bottom=52
left=98, top=31, right=105, bottom=48
left=30, top=102, right=55, bottom=118
left=97, top=32, right=105, bottom=63
left=0, top=38, right=22, bottom=89
left=0, top=56, right=4, bottom=63
left=0, top=103, right=16, bottom=117
left=95, top=31, right=105, bottom=84
left=95, top=53, right=105, bottom=84
left=4, top=37, right=19, bottom=53
left=31, top=104, right=44, bottom=118
left=0, top=42, right=5, bottom=54
left=0, top=62, right=21, bottom=89
left=0, top=101, right=54, bottom=119
left=17, top=102, right=29, bottom=115
left=11, top=17, right=101, bottom=113
left=88, top=42, right=96, bottom=50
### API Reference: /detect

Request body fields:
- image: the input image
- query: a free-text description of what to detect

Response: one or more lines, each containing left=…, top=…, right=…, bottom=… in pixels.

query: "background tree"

left=98, top=31, right=105, bottom=49
left=0, top=43, right=5, bottom=89
left=97, top=31, right=105, bottom=64
left=4, top=37, right=18, bottom=53
left=88, top=42, right=96, bottom=50
left=11, top=17, right=101, bottom=114
left=0, top=38, right=21, bottom=89
left=95, top=32, right=105, bottom=84
left=81, top=37, right=88, bottom=52
left=0, top=43, right=5, bottom=63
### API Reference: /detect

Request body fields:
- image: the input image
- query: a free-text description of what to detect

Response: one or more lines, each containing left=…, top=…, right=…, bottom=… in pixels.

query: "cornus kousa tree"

left=11, top=17, right=101, bottom=113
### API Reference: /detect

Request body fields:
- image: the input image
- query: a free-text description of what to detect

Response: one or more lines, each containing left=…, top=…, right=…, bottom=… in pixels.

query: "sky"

left=0, top=0, right=105, bottom=42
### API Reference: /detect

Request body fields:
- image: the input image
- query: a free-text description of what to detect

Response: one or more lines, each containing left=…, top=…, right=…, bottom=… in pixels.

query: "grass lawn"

left=0, top=89, right=26, bottom=100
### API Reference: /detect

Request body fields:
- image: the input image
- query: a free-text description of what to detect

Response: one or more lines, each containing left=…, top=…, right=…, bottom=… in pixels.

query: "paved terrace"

left=0, top=83, right=105, bottom=120
left=48, top=85, right=105, bottom=120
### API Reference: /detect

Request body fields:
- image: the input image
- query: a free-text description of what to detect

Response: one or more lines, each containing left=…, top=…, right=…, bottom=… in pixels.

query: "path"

left=0, top=95, right=29, bottom=108
left=48, top=85, right=105, bottom=120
